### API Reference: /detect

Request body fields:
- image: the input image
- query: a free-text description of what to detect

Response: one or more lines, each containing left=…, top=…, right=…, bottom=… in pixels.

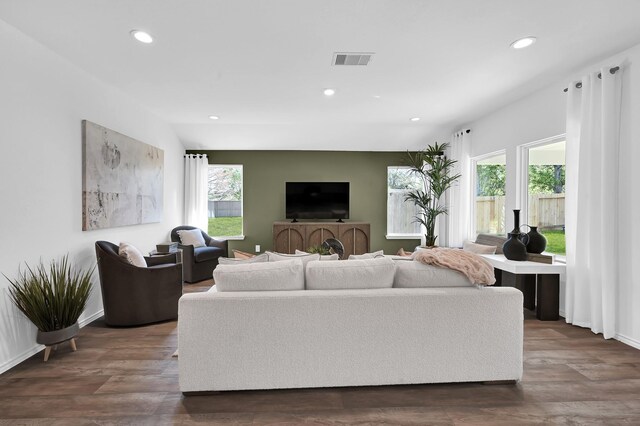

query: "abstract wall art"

left=82, top=120, right=164, bottom=231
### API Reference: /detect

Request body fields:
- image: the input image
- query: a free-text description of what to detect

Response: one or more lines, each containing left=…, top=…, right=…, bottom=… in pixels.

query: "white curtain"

left=445, top=129, right=471, bottom=248
left=565, top=67, right=622, bottom=339
left=184, top=154, right=209, bottom=231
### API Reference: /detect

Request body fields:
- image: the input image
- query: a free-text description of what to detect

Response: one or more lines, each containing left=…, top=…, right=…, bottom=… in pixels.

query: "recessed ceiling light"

left=208, top=115, right=220, bottom=120
left=323, top=88, right=336, bottom=96
left=410, top=117, right=421, bottom=122
left=130, top=30, right=153, bottom=44
left=510, top=36, right=536, bottom=49
left=372, top=95, right=381, bottom=99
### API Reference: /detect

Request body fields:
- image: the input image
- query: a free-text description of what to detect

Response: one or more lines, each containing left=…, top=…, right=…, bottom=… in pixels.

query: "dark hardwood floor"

left=1, top=281, right=640, bottom=425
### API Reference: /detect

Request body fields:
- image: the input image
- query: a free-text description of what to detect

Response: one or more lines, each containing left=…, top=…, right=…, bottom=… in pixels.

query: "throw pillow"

left=177, top=229, right=206, bottom=247
left=266, top=251, right=321, bottom=267
left=233, top=249, right=255, bottom=259
left=214, top=259, right=304, bottom=292
left=295, top=249, right=339, bottom=261
left=118, top=242, right=147, bottom=267
left=348, top=250, right=384, bottom=260
left=218, top=253, right=268, bottom=265
left=462, top=240, right=497, bottom=255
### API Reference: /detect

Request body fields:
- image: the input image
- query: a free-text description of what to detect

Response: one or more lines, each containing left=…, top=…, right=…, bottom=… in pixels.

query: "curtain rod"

left=563, top=66, right=619, bottom=92
left=454, top=129, right=471, bottom=137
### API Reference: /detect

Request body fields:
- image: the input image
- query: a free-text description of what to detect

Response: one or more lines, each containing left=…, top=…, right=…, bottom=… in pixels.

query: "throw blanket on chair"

left=412, top=248, right=496, bottom=285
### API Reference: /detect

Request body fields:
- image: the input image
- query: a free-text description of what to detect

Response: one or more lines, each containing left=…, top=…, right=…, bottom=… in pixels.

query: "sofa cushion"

left=214, top=259, right=304, bottom=292
left=177, top=228, right=206, bottom=247
left=463, top=240, right=497, bottom=254
left=118, top=242, right=147, bottom=267
left=266, top=251, right=321, bottom=267
left=218, top=253, right=268, bottom=265
left=393, top=260, right=473, bottom=288
left=348, top=250, right=384, bottom=260
left=295, top=250, right=339, bottom=261
left=194, top=246, right=224, bottom=262
left=305, top=257, right=395, bottom=290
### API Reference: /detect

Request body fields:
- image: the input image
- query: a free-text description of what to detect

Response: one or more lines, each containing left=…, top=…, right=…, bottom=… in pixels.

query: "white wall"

left=468, top=42, right=640, bottom=348
left=0, top=19, right=185, bottom=373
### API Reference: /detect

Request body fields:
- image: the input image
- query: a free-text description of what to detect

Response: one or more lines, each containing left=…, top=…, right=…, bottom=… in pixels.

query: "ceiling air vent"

left=332, top=52, right=374, bottom=66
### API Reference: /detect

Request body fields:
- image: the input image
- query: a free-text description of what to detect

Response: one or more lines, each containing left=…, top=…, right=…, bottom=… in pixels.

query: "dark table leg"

left=501, top=271, right=536, bottom=311
left=536, top=274, right=560, bottom=321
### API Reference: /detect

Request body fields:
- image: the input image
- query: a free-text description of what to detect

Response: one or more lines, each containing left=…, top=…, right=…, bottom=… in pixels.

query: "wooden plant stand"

left=43, top=338, right=77, bottom=362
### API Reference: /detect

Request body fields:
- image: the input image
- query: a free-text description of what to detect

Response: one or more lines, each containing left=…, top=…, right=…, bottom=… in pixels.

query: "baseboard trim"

left=0, top=309, right=104, bottom=376
left=614, top=332, right=640, bottom=350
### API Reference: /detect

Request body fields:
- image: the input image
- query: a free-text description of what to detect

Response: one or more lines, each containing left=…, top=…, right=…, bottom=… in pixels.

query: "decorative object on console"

left=526, top=253, right=554, bottom=264
left=306, top=245, right=331, bottom=255
left=321, top=238, right=344, bottom=259
left=525, top=226, right=547, bottom=254
left=5, top=255, right=93, bottom=361
left=503, top=210, right=529, bottom=261
left=404, top=142, right=461, bottom=247
left=502, top=232, right=528, bottom=261
left=82, top=120, right=164, bottom=231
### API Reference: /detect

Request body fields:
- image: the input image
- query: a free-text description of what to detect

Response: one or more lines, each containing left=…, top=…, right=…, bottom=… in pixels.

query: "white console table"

left=480, top=254, right=565, bottom=321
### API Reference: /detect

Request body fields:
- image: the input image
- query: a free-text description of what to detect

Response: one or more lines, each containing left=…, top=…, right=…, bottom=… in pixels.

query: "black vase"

left=511, top=209, right=521, bottom=234
left=503, top=231, right=528, bottom=261
left=526, top=226, right=547, bottom=254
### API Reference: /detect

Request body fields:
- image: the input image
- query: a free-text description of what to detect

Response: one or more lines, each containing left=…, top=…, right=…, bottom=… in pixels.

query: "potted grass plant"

left=405, top=141, right=461, bottom=247
left=5, top=255, right=93, bottom=360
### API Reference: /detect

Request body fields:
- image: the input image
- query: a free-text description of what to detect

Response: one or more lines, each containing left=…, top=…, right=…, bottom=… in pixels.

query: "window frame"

left=470, top=149, right=507, bottom=239
left=207, top=164, right=245, bottom=240
left=517, top=134, right=566, bottom=258
left=385, top=166, right=423, bottom=239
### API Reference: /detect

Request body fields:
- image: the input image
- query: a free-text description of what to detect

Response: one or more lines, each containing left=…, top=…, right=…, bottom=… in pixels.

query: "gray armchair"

left=170, top=226, right=228, bottom=283
left=95, top=241, right=182, bottom=326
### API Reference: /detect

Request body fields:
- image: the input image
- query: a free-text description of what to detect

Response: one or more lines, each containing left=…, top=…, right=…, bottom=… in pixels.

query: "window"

left=386, top=167, right=422, bottom=237
left=207, top=165, right=243, bottom=238
left=521, top=137, right=566, bottom=255
left=472, top=152, right=506, bottom=236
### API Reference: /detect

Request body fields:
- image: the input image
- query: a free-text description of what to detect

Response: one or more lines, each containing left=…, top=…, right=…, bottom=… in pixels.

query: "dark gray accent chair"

left=95, top=241, right=183, bottom=326
left=170, top=226, right=228, bottom=283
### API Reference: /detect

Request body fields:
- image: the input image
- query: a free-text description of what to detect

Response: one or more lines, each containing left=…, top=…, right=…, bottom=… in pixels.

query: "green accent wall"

left=188, top=150, right=420, bottom=254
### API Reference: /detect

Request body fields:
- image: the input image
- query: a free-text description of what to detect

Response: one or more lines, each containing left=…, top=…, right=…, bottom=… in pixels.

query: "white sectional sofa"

left=178, top=256, right=523, bottom=393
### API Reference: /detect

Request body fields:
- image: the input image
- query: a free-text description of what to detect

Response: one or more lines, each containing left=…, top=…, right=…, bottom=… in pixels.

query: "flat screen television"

left=286, top=182, right=349, bottom=221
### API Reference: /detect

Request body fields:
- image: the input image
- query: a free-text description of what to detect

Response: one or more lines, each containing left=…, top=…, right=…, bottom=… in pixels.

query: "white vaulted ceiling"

left=2, top=0, right=640, bottom=151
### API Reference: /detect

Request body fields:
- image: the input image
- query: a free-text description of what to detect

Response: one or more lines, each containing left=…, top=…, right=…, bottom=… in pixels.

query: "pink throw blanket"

left=412, top=248, right=496, bottom=285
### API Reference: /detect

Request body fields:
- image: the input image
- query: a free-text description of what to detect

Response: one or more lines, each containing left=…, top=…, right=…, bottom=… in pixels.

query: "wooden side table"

left=480, top=254, right=565, bottom=321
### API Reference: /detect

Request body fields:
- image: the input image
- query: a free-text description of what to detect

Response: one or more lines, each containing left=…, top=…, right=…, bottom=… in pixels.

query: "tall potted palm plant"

left=405, top=142, right=461, bottom=247
left=5, top=255, right=93, bottom=361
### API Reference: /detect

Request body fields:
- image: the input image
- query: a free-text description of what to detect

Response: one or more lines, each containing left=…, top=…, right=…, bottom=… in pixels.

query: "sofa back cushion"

left=305, top=257, right=395, bottom=290
left=214, top=259, right=304, bottom=292
left=393, top=260, right=472, bottom=288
